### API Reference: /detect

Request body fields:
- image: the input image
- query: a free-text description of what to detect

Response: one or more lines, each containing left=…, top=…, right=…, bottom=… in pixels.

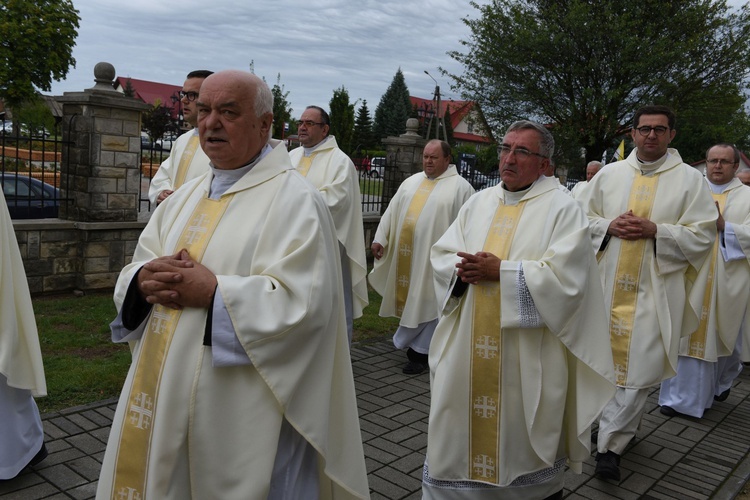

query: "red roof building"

left=410, top=96, right=494, bottom=148
left=114, top=77, right=182, bottom=121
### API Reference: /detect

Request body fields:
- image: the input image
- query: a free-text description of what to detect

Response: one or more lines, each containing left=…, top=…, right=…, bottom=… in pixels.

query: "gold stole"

left=111, top=194, right=234, bottom=499
left=395, top=178, right=437, bottom=315
left=610, top=173, right=659, bottom=385
left=686, top=192, right=725, bottom=358
left=173, top=134, right=200, bottom=190
left=296, top=152, right=319, bottom=177
left=469, top=200, right=525, bottom=483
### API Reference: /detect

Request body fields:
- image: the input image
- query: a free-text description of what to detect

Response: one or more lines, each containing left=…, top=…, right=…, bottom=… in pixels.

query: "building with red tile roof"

left=410, top=96, right=494, bottom=148
left=114, top=77, right=182, bottom=121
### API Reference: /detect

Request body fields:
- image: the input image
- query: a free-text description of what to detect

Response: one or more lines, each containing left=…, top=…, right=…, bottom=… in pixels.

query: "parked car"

left=368, top=157, right=387, bottom=178
left=154, top=134, right=176, bottom=151
left=1, top=120, right=13, bottom=135
left=141, top=132, right=153, bottom=149
left=1, top=173, right=60, bottom=219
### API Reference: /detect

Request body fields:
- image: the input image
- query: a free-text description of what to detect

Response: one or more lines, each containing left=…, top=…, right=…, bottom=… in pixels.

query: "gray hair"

left=506, top=120, right=555, bottom=158
left=587, top=160, right=603, bottom=170
left=255, top=81, right=274, bottom=117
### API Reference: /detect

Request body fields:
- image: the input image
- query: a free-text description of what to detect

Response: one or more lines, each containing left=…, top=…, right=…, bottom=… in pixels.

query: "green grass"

left=359, top=177, right=383, bottom=197
left=31, top=283, right=396, bottom=413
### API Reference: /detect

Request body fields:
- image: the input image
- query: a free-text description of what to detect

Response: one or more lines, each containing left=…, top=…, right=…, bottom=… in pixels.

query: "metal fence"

left=0, top=124, right=72, bottom=220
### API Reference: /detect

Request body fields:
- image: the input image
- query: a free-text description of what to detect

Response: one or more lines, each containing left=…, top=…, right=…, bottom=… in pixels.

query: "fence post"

left=380, top=118, right=426, bottom=213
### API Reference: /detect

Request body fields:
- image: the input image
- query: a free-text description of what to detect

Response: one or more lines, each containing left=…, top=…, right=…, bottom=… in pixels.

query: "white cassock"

left=659, top=177, right=750, bottom=417
left=148, top=129, right=210, bottom=204
left=582, top=148, right=715, bottom=453
left=424, top=176, right=615, bottom=499
left=289, top=136, right=368, bottom=336
left=570, top=180, right=588, bottom=201
left=97, top=141, right=370, bottom=500
left=0, top=191, right=47, bottom=479
left=368, top=165, right=474, bottom=353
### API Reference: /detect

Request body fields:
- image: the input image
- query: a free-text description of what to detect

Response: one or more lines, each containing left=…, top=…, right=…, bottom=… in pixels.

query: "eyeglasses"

left=296, top=120, right=326, bottom=128
left=497, top=145, right=548, bottom=160
left=179, top=91, right=199, bottom=102
left=706, top=158, right=737, bottom=167
left=635, top=126, right=668, bottom=137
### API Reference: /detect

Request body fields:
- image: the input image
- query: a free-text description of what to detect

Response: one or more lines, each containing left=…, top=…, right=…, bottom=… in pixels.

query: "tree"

left=352, top=100, right=376, bottom=152
left=447, top=1, right=750, bottom=164
left=141, top=100, right=173, bottom=143
left=329, top=86, right=355, bottom=154
left=374, top=68, right=412, bottom=142
left=268, top=74, right=292, bottom=139
left=13, top=96, right=56, bottom=136
left=122, top=78, right=136, bottom=98
left=0, top=0, right=80, bottom=109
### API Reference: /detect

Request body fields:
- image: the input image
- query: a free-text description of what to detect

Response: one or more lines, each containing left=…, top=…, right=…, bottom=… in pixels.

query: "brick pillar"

left=56, top=62, right=149, bottom=222
left=381, top=118, right=427, bottom=212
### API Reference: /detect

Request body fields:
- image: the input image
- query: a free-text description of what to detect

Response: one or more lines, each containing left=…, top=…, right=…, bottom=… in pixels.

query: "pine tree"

left=268, top=74, right=292, bottom=139
left=374, top=68, right=412, bottom=142
left=329, top=86, right=355, bottom=154
left=352, top=100, right=375, bottom=152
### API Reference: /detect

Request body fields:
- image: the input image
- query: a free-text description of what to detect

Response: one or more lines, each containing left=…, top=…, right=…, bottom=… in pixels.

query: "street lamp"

left=424, top=70, right=447, bottom=142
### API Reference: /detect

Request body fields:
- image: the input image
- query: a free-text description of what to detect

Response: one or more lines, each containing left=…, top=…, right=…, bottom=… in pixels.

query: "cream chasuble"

left=148, top=130, right=210, bottom=205
left=428, top=177, right=614, bottom=487
left=582, top=149, right=716, bottom=388
left=0, top=191, right=46, bottom=395
left=289, top=137, right=369, bottom=319
left=369, top=166, right=474, bottom=327
left=99, top=141, right=369, bottom=500
left=111, top=195, right=232, bottom=498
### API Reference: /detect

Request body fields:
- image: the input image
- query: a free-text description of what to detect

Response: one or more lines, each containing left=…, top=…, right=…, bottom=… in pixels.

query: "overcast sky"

left=48, top=0, right=489, bottom=118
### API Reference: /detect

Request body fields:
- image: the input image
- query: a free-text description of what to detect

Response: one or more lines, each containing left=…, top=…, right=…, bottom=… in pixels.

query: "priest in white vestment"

left=97, top=71, right=369, bottom=500
left=369, top=140, right=474, bottom=374
left=0, top=190, right=48, bottom=479
left=659, top=143, right=750, bottom=418
left=148, top=70, right=213, bottom=205
left=581, top=106, right=716, bottom=481
left=289, top=105, right=368, bottom=341
left=424, top=121, right=615, bottom=499
left=570, top=160, right=602, bottom=201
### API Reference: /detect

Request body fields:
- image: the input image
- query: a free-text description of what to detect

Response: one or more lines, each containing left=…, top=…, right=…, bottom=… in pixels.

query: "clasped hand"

left=607, top=210, right=657, bottom=240
left=455, top=251, right=501, bottom=284
left=137, top=249, right=217, bottom=309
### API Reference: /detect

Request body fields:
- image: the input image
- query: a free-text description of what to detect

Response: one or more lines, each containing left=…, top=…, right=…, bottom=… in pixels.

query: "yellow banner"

left=111, top=194, right=234, bottom=499
left=469, top=200, right=525, bottom=483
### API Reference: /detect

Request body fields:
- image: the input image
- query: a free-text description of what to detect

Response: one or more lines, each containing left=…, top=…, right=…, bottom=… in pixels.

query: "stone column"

left=380, top=118, right=427, bottom=212
left=56, top=62, right=149, bottom=222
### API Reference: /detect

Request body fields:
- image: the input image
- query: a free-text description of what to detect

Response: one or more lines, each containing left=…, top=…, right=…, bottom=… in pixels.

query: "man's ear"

left=261, top=113, right=273, bottom=135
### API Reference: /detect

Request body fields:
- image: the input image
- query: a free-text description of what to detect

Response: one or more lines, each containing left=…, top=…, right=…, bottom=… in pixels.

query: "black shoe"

left=28, top=443, right=48, bottom=467
left=591, top=430, right=598, bottom=444
left=402, top=361, right=428, bottom=375
left=714, top=389, right=730, bottom=402
left=595, top=451, right=621, bottom=481
left=660, top=405, right=677, bottom=417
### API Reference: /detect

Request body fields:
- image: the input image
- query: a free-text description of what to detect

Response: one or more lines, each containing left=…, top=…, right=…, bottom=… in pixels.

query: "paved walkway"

left=2, top=339, right=749, bottom=499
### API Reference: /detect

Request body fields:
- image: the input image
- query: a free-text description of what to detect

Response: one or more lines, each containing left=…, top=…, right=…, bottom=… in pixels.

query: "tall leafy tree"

left=0, top=0, right=80, bottom=109
left=329, top=86, right=355, bottom=154
left=141, top=100, right=173, bottom=144
left=374, top=68, right=412, bottom=142
left=352, top=100, right=375, bottom=152
left=447, top=1, right=750, bottom=164
left=267, top=74, right=292, bottom=139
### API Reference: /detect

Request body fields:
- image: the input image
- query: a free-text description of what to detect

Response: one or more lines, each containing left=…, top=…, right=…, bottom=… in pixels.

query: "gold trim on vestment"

left=111, top=194, right=234, bottom=499
left=687, top=192, right=725, bottom=358
left=173, top=134, right=201, bottom=190
left=609, top=174, right=659, bottom=386
left=395, top=178, right=437, bottom=315
left=469, top=200, right=525, bottom=483
left=296, top=152, right=318, bottom=177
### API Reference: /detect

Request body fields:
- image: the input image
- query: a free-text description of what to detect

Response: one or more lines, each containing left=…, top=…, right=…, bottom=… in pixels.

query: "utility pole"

left=424, top=70, right=447, bottom=142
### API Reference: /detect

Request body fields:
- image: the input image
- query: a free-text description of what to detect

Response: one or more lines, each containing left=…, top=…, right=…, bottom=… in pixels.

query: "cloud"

left=50, top=0, right=484, bottom=117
